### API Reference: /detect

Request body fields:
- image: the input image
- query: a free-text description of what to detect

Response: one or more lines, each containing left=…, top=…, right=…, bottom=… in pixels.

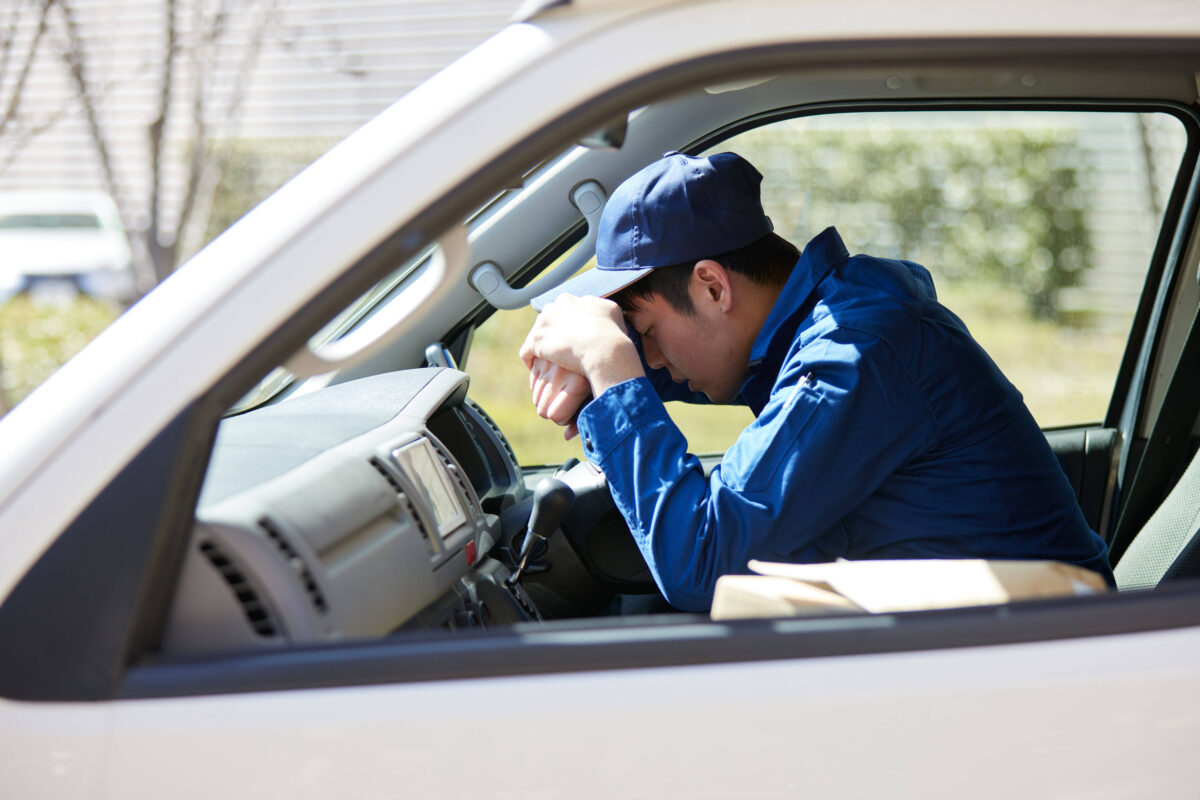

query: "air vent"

left=466, top=398, right=518, bottom=466
left=370, top=457, right=432, bottom=542
left=430, top=438, right=476, bottom=510
left=401, top=495, right=432, bottom=542
left=199, top=540, right=279, bottom=637
left=369, top=457, right=403, bottom=493
left=258, top=517, right=328, bottom=615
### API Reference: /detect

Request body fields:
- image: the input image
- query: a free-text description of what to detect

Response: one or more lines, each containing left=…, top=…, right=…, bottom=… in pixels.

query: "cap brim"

left=530, top=265, right=653, bottom=311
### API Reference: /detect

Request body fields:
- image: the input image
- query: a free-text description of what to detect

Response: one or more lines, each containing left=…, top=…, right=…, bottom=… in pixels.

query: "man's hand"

left=520, top=295, right=645, bottom=435
left=528, top=357, right=590, bottom=440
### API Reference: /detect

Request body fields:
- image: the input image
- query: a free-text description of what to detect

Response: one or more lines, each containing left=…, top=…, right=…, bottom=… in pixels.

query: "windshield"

left=225, top=149, right=578, bottom=416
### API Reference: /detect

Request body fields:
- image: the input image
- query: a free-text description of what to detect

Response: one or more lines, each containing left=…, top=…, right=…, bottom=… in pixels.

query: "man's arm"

left=521, top=295, right=713, bottom=440
left=520, top=294, right=646, bottom=438
left=575, top=332, right=936, bottom=611
left=520, top=293, right=644, bottom=395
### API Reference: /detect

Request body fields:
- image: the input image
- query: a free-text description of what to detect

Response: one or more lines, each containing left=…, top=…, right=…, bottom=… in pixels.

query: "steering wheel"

left=553, top=460, right=657, bottom=594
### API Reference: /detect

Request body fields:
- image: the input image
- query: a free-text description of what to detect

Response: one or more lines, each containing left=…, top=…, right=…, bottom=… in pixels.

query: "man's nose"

left=642, top=337, right=666, bottom=370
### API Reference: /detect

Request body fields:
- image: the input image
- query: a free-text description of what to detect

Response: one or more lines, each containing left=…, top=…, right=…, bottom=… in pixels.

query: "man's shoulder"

left=807, top=257, right=933, bottom=343
left=789, top=253, right=982, bottom=384
left=837, top=253, right=937, bottom=307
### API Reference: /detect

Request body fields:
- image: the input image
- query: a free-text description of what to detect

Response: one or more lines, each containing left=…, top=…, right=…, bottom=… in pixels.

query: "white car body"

left=2, top=1, right=1199, bottom=797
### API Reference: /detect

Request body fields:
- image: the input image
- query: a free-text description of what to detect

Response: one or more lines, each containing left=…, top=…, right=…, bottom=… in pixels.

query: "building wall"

left=0, top=0, right=518, bottom=267
left=1, top=4, right=1187, bottom=322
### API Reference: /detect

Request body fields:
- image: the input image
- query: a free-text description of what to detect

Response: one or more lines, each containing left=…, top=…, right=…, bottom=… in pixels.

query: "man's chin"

left=685, top=378, right=726, bottom=403
left=702, top=385, right=740, bottom=404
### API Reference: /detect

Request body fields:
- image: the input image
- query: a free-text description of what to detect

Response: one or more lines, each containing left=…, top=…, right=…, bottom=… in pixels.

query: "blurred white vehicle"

left=1, top=1, right=1199, bottom=799
left=0, top=190, right=135, bottom=300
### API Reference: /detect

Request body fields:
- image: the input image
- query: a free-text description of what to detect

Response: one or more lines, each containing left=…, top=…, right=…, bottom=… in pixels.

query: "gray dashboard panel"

left=165, top=369, right=513, bottom=655
left=199, top=369, right=448, bottom=508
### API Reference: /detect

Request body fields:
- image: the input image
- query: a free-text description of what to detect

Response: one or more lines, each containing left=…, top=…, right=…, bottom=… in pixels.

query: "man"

left=520, top=150, right=1112, bottom=612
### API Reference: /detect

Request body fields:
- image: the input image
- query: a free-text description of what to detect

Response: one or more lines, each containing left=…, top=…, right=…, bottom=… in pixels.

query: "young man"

left=520, top=151, right=1112, bottom=612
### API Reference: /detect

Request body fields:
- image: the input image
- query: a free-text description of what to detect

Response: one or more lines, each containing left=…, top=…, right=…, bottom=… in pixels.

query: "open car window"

left=157, top=103, right=1195, bottom=667
left=121, top=78, right=1193, bottom=705
left=468, top=108, right=1189, bottom=465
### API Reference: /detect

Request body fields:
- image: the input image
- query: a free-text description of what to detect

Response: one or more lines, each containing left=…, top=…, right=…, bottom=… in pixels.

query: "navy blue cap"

left=532, top=151, right=773, bottom=309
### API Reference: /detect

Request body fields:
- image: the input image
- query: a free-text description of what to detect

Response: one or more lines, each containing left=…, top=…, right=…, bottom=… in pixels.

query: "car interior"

left=4, top=44, right=1198, bottom=704
left=152, top=58, right=1200, bottom=668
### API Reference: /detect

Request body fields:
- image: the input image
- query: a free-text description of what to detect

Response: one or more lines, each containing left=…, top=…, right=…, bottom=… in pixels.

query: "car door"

left=118, top=95, right=1200, bottom=800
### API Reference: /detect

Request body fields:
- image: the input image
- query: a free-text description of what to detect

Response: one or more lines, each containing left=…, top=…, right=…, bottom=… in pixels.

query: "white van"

left=0, top=190, right=135, bottom=300
left=1, top=2, right=1199, bottom=797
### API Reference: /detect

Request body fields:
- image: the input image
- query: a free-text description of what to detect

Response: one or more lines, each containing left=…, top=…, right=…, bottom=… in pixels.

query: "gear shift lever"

left=506, top=477, right=574, bottom=587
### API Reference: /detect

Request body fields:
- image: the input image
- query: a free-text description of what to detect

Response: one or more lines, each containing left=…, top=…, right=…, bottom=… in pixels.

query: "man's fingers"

left=535, top=381, right=557, bottom=420
left=531, top=371, right=548, bottom=409
left=546, top=384, right=584, bottom=424
left=526, top=357, right=589, bottom=427
left=518, top=294, right=635, bottom=382
left=518, top=328, right=537, bottom=370
left=530, top=359, right=560, bottom=412
left=529, top=357, right=558, bottom=407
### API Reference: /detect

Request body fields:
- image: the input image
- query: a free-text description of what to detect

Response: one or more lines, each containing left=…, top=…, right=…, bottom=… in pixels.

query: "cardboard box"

left=710, top=558, right=1108, bottom=620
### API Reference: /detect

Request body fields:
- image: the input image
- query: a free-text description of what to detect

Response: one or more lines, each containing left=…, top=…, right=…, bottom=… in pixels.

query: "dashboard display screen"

left=392, top=438, right=466, bottom=536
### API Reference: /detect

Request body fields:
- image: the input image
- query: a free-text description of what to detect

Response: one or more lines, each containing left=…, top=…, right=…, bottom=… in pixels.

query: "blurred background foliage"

left=0, top=137, right=333, bottom=413
left=740, top=125, right=1094, bottom=321
left=204, top=138, right=337, bottom=243
left=0, top=113, right=1175, bottom=474
left=0, top=294, right=120, bottom=412
left=467, top=121, right=1129, bottom=467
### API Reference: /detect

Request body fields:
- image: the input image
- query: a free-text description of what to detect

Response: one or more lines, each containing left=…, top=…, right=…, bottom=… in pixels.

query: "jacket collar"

left=748, top=226, right=848, bottom=367
left=741, top=227, right=848, bottom=410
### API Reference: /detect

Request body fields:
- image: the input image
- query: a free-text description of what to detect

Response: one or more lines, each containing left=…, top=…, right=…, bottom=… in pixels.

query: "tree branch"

left=1, top=42, right=150, bottom=180
left=0, top=100, right=72, bottom=176
left=0, top=0, right=56, bottom=139
left=1, top=4, right=19, bottom=90
left=56, top=1, right=122, bottom=211
left=175, top=0, right=284, bottom=262
left=144, top=0, right=179, bottom=282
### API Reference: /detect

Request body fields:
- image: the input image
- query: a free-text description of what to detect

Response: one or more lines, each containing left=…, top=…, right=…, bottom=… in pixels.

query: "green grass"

left=0, top=294, right=122, bottom=413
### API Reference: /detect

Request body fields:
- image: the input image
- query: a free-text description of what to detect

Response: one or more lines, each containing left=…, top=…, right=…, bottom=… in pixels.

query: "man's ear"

left=690, top=259, right=732, bottom=312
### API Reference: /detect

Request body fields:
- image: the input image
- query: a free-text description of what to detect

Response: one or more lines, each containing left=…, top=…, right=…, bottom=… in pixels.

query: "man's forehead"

left=620, top=292, right=657, bottom=317
left=621, top=292, right=674, bottom=329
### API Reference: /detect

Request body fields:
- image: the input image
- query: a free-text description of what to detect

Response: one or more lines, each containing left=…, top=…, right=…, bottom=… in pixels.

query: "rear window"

left=0, top=213, right=103, bottom=230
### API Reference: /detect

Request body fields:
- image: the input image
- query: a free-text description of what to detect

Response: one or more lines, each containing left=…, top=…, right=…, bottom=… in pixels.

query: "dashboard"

left=164, top=368, right=560, bottom=655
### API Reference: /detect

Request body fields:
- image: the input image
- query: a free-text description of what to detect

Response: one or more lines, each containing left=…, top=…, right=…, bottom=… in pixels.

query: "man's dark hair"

left=612, top=232, right=800, bottom=316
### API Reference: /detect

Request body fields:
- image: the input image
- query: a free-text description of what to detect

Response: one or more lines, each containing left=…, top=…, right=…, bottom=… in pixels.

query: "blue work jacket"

left=576, top=227, right=1113, bottom=611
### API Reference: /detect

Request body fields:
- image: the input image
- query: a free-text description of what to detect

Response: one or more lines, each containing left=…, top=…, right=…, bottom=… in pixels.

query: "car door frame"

left=0, top=28, right=1198, bottom=713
